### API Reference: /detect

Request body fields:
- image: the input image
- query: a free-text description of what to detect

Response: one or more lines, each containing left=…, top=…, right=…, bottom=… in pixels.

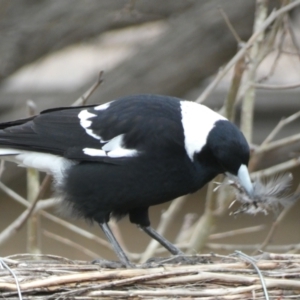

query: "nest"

left=1, top=253, right=300, bottom=299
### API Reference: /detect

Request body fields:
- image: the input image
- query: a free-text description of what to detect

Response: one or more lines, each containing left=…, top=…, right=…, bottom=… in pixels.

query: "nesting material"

left=1, top=253, right=300, bottom=299
left=225, top=173, right=299, bottom=215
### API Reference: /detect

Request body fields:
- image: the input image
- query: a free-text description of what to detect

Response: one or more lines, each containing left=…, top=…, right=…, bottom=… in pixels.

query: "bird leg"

left=140, top=225, right=184, bottom=255
left=99, top=222, right=134, bottom=268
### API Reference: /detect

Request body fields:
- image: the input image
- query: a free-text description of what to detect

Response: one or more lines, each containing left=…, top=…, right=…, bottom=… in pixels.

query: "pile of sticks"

left=1, top=252, right=300, bottom=299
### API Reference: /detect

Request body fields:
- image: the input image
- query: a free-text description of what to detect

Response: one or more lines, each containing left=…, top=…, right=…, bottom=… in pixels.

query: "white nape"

left=180, top=101, right=226, bottom=161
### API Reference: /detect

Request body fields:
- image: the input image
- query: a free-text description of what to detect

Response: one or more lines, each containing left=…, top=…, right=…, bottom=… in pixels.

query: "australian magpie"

left=0, top=94, right=253, bottom=267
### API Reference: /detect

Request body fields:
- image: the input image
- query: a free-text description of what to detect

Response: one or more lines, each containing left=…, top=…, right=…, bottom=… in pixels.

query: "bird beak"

left=237, top=164, right=253, bottom=196
left=226, top=164, right=253, bottom=196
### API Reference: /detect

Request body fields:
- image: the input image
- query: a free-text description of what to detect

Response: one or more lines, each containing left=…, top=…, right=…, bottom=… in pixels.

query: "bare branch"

left=241, top=0, right=268, bottom=142
left=255, top=133, right=300, bottom=155
left=196, top=0, right=300, bottom=104
left=209, top=225, right=265, bottom=240
left=262, top=110, right=300, bottom=145
left=252, top=185, right=300, bottom=255
left=219, top=7, right=242, bottom=44
left=251, top=157, right=300, bottom=178
left=254, top=82, right=300, bottom=90
left=43, top=230, right=100, bottom=259
left=72, top=71, right=104, bottom=107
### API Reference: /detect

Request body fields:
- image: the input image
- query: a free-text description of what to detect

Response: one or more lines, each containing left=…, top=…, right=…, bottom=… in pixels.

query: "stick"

left=196, top=0, right=300, bottom=104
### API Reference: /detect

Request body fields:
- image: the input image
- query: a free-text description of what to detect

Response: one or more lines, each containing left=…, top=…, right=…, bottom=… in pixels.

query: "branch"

left=209, top=225, right=265, bottom=240
left=262, top=110, right=300, bottom=145
left=251, top=157, right=300, bottom=178
left=196, top=0, right=300, bottom=104
left=240, top=0, right=268, bottom=142
left=43, top=230, right=100, bottom=259
left=254, top=133, right=300, bottom=155
left=254, top=81, right=300, bottom=90
left=72, top=71, right=104, bottom=106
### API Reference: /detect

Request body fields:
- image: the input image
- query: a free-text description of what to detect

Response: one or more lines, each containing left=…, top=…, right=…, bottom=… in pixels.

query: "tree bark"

left=88, top=0, right=256, bottom=103
left=0, top=0, right=193, bottom=82
left=1, top=1, right=283, bottom=119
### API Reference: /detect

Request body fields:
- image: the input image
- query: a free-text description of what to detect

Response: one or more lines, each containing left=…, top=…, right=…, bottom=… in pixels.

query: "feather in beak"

left=222, top=173, right=299, bottom=215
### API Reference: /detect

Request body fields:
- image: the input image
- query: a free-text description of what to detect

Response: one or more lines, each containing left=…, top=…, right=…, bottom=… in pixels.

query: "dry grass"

left=1, top=252, right=300, bottom=299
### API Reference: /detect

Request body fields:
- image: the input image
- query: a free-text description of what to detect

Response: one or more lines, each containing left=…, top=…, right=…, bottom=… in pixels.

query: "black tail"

left=0, top=116, right=35, bottom=130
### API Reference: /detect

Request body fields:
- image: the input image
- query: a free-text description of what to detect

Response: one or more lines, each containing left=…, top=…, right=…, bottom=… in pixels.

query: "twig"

left=26, top=100, right=41, bottom=254
left=187, top=179, right=218, bottom=254
left=251, top=157, right=300, bottom=178
left=0, top=160, right=5, bottom=179
left=49, top=269, right=197, bottom=298
left=20, top=175, right=52, bottom=250
left=72, top=71, right=104, bottom=107
left=0, top=207, right=38, bottom=246
left=222, top=56, right=245, bottom=121
left=0, top=179, right=55, bottom=212
left=0, top=181, right=112, bottom=251
left=219, top=7, right=242, bottom=44
left=109, top=221, right=130, bottom=256
left=249, top=110, right=300, bottom=171
left=175, top=213, right=197, bottom=244
left=253, top=205, right=293, bottom=255
left=40, top=212, right=113, bottom=252
left=262, top=110, right=300, bottom=145
left=0, top=258, right=23, bottom=300
left=253, top=184, right=300, bottom=255
left=26, top=166, right=40, bottom=254
left=207, top=242, right=300, bottom=252
left=209, top=225, right=265, bottom=240
left=43, top=230, right=99, bottom=259
left=241, top=0, right=268, bottom=142
left=196, top=0, right=300, bottom=104
left=257, top=15, right=287, bottom=83
left=235, top=251, right=269, bottom=300
left=0, top=181, right=28, bottom=207
left=286, top=14, right=300, bottom=62
left=254, top=133, right=300, bottom=155
left=254, top=81, right=300, bottom=89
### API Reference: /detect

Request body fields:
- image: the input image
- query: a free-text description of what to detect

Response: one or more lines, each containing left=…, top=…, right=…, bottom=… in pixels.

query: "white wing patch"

left=83, top=148, right=106, bottom=156
left=94, top=101, right=113, bottom=111
left=83, top=134, right=138, bottom=158
left=78, top=109, right=109, bottom=142
left=78, top=110, right=100, bottom=140
left=79, top=104, right=138, bottom=159
left=78, top=110, right=96, bottom=128
left=180, top=101, right=226, bottom=161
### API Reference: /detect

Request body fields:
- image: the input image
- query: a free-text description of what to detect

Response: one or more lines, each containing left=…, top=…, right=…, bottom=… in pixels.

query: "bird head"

left=205, top=120, right=253, bottom=196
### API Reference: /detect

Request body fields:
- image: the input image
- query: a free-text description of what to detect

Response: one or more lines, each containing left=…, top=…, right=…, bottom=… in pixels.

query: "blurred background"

left=0, top=0, right=300, bottom=262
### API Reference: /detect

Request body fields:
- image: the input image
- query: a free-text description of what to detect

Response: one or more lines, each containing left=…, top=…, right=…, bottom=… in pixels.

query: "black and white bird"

left=0, top=94, right=253, bottom=266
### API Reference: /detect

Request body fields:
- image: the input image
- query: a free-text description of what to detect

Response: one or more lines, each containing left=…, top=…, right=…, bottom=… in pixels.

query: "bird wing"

left=0, top=95, right=184, bottom=164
